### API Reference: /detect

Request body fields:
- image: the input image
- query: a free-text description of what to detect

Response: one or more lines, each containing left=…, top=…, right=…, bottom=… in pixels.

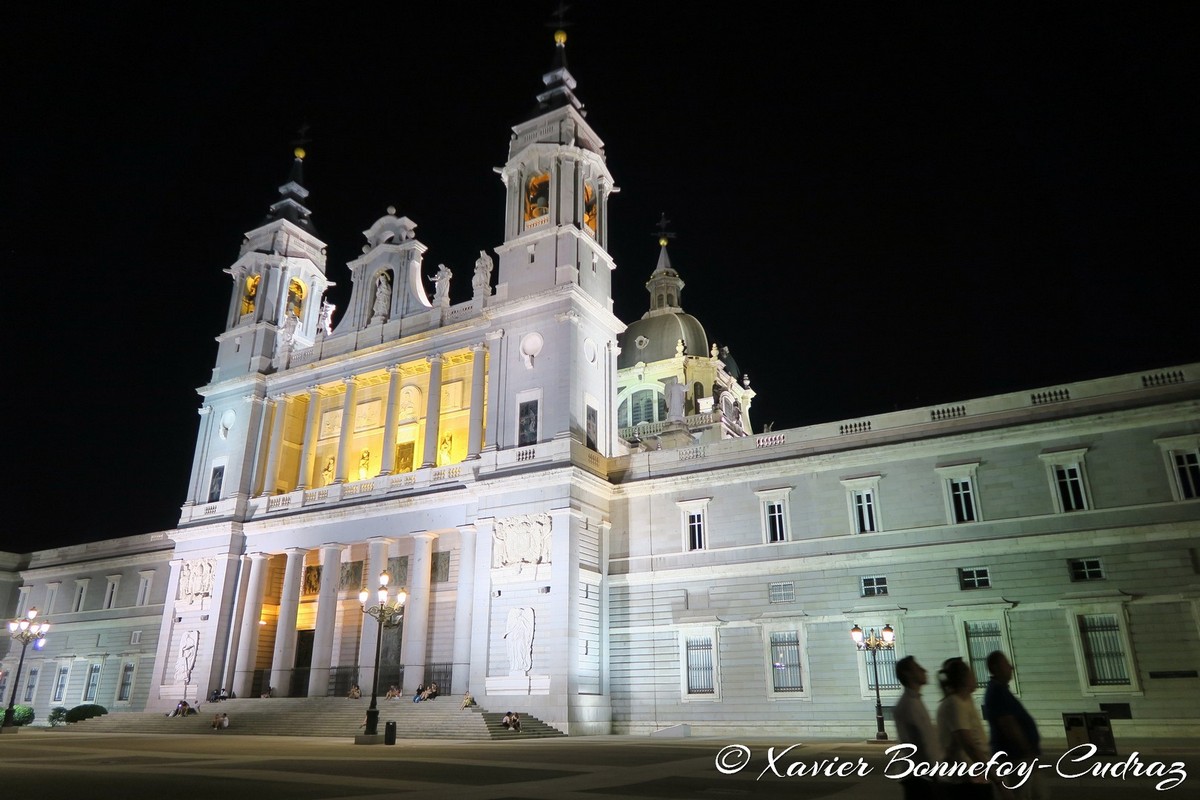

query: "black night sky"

left=7, top=4, right=1196, bottom=554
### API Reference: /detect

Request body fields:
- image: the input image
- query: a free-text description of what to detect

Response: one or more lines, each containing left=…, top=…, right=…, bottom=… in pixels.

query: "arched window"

left=619, top=387, right=669, bottom=427
left=241, top=274, right=261, bottom=316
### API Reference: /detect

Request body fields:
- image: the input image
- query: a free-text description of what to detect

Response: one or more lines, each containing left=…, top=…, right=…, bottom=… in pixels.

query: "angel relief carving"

left=491, top=513, right=552, bottom=568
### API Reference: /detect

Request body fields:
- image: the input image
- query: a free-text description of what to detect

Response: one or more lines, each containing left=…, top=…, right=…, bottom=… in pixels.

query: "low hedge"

left=49, top=706, right=68, bottom=726
left=9, top=705, right=34, bottom=726
left=65, top=704, right=108, bottom=723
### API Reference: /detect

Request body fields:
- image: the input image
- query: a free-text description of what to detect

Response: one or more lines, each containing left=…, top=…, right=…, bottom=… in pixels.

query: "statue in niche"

left=173, top=629, right=198, bottom=683
left=438, top=433, right=453, bottom=466
left=317, top=299, right=335, bottom=337
left=472, top=250, right=493, bottom=299
left=666, top=380, right=686, bottom=422
left=275, top=312, right=299, bottom=367
left=371, top=270, right=392, bottom=324
left=431, top=264, right=452, bottom=307
left=491, top=513, right=552, bottom=568
left=358, top=449, right=371, bottom=481
left=504, top=607, right=534, bottom=675
left=303, top=565, right=321, bottom=595
left=321, top=456, right=336, bottom=486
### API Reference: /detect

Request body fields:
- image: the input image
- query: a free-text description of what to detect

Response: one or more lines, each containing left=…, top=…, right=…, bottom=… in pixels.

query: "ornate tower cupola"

left=214, top=147, right=333, bottom=380
left=645, top=235, right=687, bottom=317
left=494, top=28, right=618, bottom=307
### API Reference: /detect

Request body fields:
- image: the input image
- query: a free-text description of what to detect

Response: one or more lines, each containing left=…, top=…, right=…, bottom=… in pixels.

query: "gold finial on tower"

left=554, top=29, right=567, bottom=45
left=293, top=147, right=306, bottom=160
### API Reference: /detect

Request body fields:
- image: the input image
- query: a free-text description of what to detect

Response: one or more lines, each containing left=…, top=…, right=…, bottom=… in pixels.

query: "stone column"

left=334, top=376, right=359, bottom=483
left=379, top=365, right=403, bottom=475
left=357, top=538, right=392, bottom=696
left=483, top=329, right=504, bottom=452
left=269, top=547, right=306, bottom=696
left=467, top=344, right=487, bottom=459
left=401, top=532, right=438, bottom=695
left=259, top=394, right=289, bottom=496
left=420, top=355, right=443, bottom=468
left=451, top=525, right=477, bottom=692
left=307, top=543, right=343, bottom=697
left=232, top=553, right=271, bottom=699
left=295, top=385, right=321, bottom=489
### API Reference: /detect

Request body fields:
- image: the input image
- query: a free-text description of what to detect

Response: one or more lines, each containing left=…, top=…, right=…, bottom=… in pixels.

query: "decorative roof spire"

left=645, top=213, right=685, bottom=316
left=263, top=129, right=317, bottom=234
left=536, top=8, right=584, bottom=114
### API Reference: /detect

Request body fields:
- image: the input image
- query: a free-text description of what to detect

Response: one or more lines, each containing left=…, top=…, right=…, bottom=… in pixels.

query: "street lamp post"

left=3, top=608, right=50, bottom=729
left=358, top=572, right=406, bottom=737
left=850, top=623, right=895, bottom=741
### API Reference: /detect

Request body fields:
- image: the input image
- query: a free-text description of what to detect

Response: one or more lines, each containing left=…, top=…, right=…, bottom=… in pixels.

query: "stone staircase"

left=69, top=696, right=564, bottom=740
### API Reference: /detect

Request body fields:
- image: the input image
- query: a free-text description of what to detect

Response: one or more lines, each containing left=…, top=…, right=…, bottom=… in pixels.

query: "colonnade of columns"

left=229, top=527, right=479, bottom=700
left=255, top=344, right=490, bottom=498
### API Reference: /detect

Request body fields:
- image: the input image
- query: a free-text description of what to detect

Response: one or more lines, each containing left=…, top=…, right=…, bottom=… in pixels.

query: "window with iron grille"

left=23, top=668, right=39, bottom=703
left=83, top=663, right=102, bottom=702
left=1069, top=558, right=1104, bottom=582
left=685, top=636, right=715, bottom=695
left=958, top=567, right=990, bottom=590
left=770, top=631, right=804, bottom=692
left=864, top=646, right=900, bottom=690
left=1077, top=613, right=1131, bottom=686
left=53, top=665, right=70, bottom=702
left=768, top=581, right=795, bottom=604
left=964, top=620, right=1002, bottom=685
left=861, top=575, right=888, bottom=597
left=117, top=662, right=136, bottom=702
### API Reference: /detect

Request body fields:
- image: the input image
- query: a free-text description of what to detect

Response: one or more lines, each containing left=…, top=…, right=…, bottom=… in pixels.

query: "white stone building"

left=3, top=31, right=1198, bottom=740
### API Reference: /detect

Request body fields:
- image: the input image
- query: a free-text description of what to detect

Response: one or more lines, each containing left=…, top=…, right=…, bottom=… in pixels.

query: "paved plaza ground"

left=1, top=730, right=1194, bottom=799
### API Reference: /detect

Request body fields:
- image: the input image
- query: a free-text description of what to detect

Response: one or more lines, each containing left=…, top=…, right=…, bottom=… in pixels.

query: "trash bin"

left=1062, top=713, right=1088, bottom=749
left=384, top=720, right=397, bottom=746
left=1085, top=712, right=1116, bottom=756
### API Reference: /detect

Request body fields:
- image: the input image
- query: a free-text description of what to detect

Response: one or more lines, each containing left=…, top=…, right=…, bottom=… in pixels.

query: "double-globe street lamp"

left=850, top=623, right=895, bottom=741
left=358, top=572, right=407, bottom=737
left=3, top=608, right=50, bottom=730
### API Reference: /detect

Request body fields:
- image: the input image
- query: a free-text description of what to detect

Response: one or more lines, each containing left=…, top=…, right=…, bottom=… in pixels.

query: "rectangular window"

left=45, top=583, right=60, bottom=614
left=958, top=567, right=990, bottom=590
left=136, top=572, right=154, bottom=606
left=757, top=487, right=793, bottom=544
left=1155, top=436, right=1200, bottom=501
left=83, top=663, right=102, bottom=702
left=131, top=631, right=142, bottom=645
left=1077, top=614, right=1131, bottom=687
left=431, top=551, right=451, bottom=583
left=964, top=620, right=1002, bottom=685
left=73, top=580, right=89, bottom=613
left=685, top=636, right=715, bottom=695
left=518, top=399, right=539, bottom=447
left=117, top=662, right=136, bottom=702
left=23, top=668, right=39, bottom=703
left=1055, top=465, right=1088, bottom=511
left=765, top=501, right=786, bottom=542
left=770, top=631, right=804, bottom=692
left=864, top=646, right=900, bottom=690
left=949, top=478, right=977, bottom=522
left=17, top=586, right=30, bottom=616
left=1173, top=451, right=1200, bottom=499
left=861, top=575, right=888, bottom=597
left=768, top=581, right=795, bottom=604
left=104, top=578, right=120, bottom=610
left=53, top=665, right=71, bottom=702
left=853, top=490, right=877, bottom=532
left=1069, top=558, right=1104, bottom=582
left=687, top=512, right=705, bottom=551
left=1040, top=449, right=1091, bottom=513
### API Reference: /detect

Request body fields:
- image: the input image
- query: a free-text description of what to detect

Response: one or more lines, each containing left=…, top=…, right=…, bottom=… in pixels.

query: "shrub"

left=10, top=705, right=34, bottom=726
left=48, top=707, right=68, bottom=727
left=65, top=704, right=108, bottom=723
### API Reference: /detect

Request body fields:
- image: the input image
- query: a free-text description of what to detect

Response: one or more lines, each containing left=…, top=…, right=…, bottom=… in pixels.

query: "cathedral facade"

left=3, top=32, right=1198, bottom=739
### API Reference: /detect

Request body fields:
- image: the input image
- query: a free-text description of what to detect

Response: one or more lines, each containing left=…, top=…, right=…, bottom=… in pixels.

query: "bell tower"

left=213, top=147, right=332, bottom=381
left=494, top=29, right=617, bottom=308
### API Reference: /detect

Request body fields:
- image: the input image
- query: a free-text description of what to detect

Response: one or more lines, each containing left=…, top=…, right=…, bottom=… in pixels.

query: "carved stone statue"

left=178, top=558, right=216, bottom=605
left=371, top=271, right=392, bottom=324
left=317, top=299, right=335, bottom=336
left=173, top=629, right=198, bottom=683
left=666, top=380, right=686, bottom=422
left=431, top=264, right=452, bottom=307
left=358, top=449, right=371, bottom=481
left=472, top=250, right=494, bottom=299
left=321, top=456, right=335, bottom=486
left=504, top=607, right=534, bottom=675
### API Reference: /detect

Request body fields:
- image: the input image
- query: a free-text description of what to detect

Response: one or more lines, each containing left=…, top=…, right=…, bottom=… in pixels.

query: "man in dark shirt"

left=983, top=651, right=1044, bottom=798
